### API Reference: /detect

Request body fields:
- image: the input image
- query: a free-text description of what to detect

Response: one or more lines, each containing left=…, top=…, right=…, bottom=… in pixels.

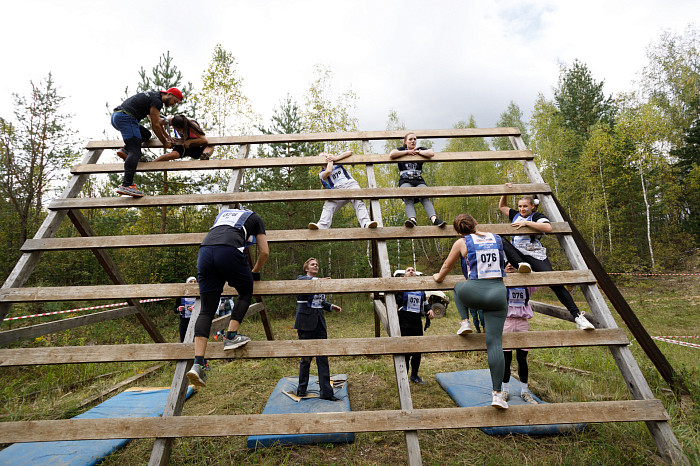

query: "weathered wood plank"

left=0, top=306, right=139, bottom=346
left=20, top=223, right=572, bottom=252
left=86, top=128, right=522, bottom=150
left=0, top=271, right=596, bottom=303
left=48, top=184, right=551, bottom=211
left=0, top=400, right=668, bottom=443
left=530, top=300, right=600, bottom=327
left=0, top=150, right=103, bottom=322
left=0, top=329, right=629, bottom=366
left=71, top=150, right=534, bottom=175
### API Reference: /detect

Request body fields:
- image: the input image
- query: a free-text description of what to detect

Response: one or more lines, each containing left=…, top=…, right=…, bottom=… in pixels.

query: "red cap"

left=162, top=87, right=183, bottom=101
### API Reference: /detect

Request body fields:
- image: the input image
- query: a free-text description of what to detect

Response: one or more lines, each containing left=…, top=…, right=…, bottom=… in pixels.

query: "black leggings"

left=502, top=239, right=580, bottom=318
left=503, top=349, right=528, bottom=384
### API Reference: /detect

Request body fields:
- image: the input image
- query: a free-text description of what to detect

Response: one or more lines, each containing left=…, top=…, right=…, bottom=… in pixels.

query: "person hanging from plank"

left=498, top=184, right=594, bottom=330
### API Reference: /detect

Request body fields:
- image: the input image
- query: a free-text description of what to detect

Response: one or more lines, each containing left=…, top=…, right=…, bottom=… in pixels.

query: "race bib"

left=508, top=288, right=527, bottom=307
left=476, top=248, right=502, bottom=279
left=405, top=292, right=422, bottom=313
left=211, top=209, right=250, bottom=230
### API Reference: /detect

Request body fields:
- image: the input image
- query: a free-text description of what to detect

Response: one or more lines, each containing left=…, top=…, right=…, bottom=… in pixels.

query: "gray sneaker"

left=521, top=391, right=538, bottom=404
left=186, top=363, right=207, bottom=387
left=223, top=333, right=251, bottom=350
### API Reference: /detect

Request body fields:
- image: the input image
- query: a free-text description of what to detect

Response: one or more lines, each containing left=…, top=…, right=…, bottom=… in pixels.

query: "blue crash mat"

left=436, top=369, right=586, bottom=435
left=247, top=374, right=355, bottom=448
left=0, top=386, right=195, bottom=465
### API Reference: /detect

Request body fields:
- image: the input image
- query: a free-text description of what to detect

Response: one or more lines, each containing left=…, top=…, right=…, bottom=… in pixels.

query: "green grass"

left=1, top=277, right=698, bottom=465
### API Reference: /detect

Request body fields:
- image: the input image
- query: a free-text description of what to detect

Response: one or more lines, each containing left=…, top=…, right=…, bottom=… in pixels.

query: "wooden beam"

left=0, top=330, right=628, bottom=366
left=0, top=400, right=668, bottom=443
left=0, top=150, right=103, bottom=322
left=20, top=223, right=572, bottom=252
left=71, top=150, right=534, bottom=175
left=47, top=184, right=552, bottom=211
left=0, top=306, right=138, bottom=346
left=86, top=128, right=522, bottom=150
left=531, top=300, right=600, bottom=327
left=0, top=271, right=597, bottom=303
left=66, top=209, right=165, bottom=343
left=550, top=194, right=689, bottom=396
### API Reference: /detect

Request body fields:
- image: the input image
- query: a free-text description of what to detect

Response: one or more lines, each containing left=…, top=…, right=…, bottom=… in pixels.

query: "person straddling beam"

left=308, top=151, right=378, bottom=230
left=498, top=183, right=594, bottom=330
left=110, top=88, right=182, bottom=197
left=186, top=208, right=269, bottom=387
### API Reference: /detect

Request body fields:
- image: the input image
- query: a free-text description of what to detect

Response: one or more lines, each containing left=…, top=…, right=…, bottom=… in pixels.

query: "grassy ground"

left=1, top=276, right=698, bottom=465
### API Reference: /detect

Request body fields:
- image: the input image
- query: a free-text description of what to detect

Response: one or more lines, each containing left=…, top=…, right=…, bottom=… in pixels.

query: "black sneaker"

left=404, top=218, right=418, bottom=228
left=320, top=395, right=341, bottom=401
left=433, top=218, right=447, bottom=228
left=410, top=375, right=426, bottom=384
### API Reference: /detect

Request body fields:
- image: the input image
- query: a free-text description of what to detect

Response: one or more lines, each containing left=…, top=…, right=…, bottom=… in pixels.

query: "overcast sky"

left=0, top=0, right=697, bottom=150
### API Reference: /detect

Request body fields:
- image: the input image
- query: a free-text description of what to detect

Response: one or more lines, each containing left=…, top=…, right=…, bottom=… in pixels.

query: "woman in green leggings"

left=433, top=214, right=509, bottom=409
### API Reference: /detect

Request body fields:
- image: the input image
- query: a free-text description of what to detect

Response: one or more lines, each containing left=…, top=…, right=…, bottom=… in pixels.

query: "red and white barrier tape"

left=3, top=298, right=168, bottom=321
left=655, top=335, right=699, bottom=339
left=651, top=336, right=700, bottom=349
left=608, top=272, right=700, bottom=276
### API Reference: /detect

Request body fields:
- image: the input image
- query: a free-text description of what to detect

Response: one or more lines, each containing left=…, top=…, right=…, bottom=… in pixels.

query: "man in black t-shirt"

left=186, top=208, right=270, bottom=387
left=110, top=88, right=182, bottom=197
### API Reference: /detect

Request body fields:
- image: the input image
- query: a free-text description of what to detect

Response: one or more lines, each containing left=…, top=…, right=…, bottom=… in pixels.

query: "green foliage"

left=0, top=73, right=78, bottom=250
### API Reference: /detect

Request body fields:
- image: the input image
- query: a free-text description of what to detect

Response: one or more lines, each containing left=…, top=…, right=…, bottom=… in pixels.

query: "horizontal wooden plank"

left=0, top=400, right=667, bottom=442
left=20, top=223, right=572, bottom=252
left=71, top=150, right=534, bottom=175
left=531, top=300, right=600, bottom=326
left=0, top=306, right=138, bottom=346
left=0, top=330, right=628, bottom=366
left=86, top=128, right=522, bottom=149
left=0, top=271, right=596, bottom=303
left=48, top=183, right=551, bottom=210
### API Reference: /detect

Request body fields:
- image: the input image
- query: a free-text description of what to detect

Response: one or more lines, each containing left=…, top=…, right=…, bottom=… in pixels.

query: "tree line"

left=1, top=27, right=698, bottom=315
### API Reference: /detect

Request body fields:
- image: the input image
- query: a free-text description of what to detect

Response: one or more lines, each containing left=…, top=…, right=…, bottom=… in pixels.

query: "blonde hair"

left=303, top=257, right=318, bottom=273
left=403, top=132, right=417, bottom=145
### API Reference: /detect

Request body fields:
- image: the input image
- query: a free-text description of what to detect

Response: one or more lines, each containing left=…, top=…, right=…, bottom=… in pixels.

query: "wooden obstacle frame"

left=0, top=128, right=688, bottom=465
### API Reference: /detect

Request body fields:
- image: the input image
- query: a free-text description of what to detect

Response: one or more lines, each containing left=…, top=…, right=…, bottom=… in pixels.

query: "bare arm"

left=251, top=234, right=269, bottom=273
left=319, top=158, right=334, bottom=180
left=184, top=135, right=208, bottom=148
left=499, top=183, right=512, bottom=216
left=149, top=107, right=171, bottom=149
left=433, top=239, right=466, bottom=282
left=416, top=148, right=434, bottom=158
left=512, top=218, right=552, bottom=233
left=329, top=150, right=353, bottom=162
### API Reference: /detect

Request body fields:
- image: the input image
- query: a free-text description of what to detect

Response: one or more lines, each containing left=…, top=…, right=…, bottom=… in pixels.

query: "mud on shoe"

left=517, top=262, right=532, bottom=273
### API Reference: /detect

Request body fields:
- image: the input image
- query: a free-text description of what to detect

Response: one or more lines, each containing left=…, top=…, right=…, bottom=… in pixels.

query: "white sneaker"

left=308, top=222, right=319, bottom=230
left=517, top=262, right=532, bottom=273
left=502, top=390, right=509, bottom=401
left=575, top=313, right=595, bottom=330
left=491, top=391, right=508, bottom=409
left=365, top=220, right=378, bottom=228
left=457, top=320, right=473, bottom=335
left=521, top=392, right=538, bottom=404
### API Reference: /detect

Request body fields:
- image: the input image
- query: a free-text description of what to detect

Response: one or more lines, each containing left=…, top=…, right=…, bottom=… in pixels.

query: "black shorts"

left=173, top=144, right=206, bottom=159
